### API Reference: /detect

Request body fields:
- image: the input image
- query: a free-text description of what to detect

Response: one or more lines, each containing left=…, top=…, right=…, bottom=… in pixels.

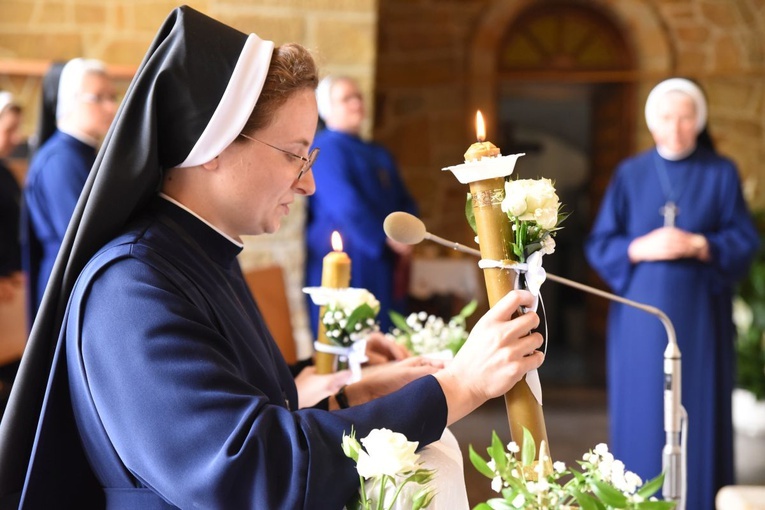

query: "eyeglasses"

left=78, top=92, right=119, bottom=105
left=238, top=133, right=319, bottom=181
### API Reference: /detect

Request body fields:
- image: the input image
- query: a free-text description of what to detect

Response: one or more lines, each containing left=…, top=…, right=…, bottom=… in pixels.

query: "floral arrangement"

left=320, top=288, right=381, bottom=347
left=342, top=428, right=436, bottom=510
left=500, top=178, right=565, bottom=263
left=387, top=300, right=477, bottom=358
left=466, top=177, right=566, bottom=263
left=470, top=429, right=673, bottom=510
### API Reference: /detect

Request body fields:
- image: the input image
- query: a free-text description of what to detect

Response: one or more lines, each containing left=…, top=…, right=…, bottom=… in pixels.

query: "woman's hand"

left=294, top=366, right=352, bottom=408
left=628, top=227, right=710, bottom=262
left=364, top=331, right=410, bottom=364
left=433, top=290, right=544, bottom=425
left=341, top=357, right=443, bottom=408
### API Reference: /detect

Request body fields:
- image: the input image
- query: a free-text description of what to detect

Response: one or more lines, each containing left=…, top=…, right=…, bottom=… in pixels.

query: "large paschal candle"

left=448, top=111, right=550, bottom=467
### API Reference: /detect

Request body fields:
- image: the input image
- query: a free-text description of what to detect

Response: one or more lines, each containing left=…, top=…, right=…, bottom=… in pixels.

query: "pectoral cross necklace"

left=655, top=153, right=683, bottom=228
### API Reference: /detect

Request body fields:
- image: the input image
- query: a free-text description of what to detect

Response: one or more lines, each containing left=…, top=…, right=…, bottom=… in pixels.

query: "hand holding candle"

left=315, top=231, right=351, bottom=373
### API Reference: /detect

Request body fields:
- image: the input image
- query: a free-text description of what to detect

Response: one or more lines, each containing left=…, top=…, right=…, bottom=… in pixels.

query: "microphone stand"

left=417, top=235, right=685, bottom=507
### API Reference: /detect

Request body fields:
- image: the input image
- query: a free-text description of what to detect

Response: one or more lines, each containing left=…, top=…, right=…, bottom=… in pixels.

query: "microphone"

left=383, top=211, right=481, bottom=256
left=384, top=211, right=686, bottom=508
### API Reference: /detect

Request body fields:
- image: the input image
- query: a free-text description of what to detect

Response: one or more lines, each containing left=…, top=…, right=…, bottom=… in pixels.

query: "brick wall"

left=0, top=0, right=379, bottom=358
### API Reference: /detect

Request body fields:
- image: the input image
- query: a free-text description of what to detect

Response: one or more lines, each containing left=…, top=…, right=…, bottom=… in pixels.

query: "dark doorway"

left=496, top=2, right=637, bottom=385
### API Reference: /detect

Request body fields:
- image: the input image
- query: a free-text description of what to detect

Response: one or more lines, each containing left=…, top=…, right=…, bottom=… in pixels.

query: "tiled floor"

left=449, top=384, right=609, bottom=507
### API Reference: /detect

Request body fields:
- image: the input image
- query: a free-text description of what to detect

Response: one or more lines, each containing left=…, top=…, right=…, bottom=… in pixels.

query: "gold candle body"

left=469, top=176, right=550, bottom=457
left=315, top=251, right=351, bottom=374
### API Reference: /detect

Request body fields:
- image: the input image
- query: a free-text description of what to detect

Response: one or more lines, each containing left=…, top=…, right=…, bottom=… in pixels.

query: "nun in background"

left=0, top=6, right=544, bottom=508
left=586, top=78, right=759, bottom=509
left=0, top=92, right=25, bottom=417
left=22, top=58, right=117, bottom=325
left=305, top=75, right=418, bottom=336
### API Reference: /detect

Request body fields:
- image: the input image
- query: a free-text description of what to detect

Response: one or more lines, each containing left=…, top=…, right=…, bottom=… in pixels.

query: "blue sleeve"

left=76, top=259, right=447, bottom=509
left=33, top=151, right=90, bottom=239
left=703, top=161, right=760, bottom=285
left=378, top=146, right=418, bottom=217
left=584, top=165, right=635, bottom=294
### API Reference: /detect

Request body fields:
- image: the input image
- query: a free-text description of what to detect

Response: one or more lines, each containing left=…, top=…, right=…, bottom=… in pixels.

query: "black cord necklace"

left=654, top=152, right=686, bottom=227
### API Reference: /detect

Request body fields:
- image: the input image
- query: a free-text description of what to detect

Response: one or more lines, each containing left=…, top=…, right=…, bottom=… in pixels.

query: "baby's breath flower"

left=471, top=429, right=669, bottom=510
left=511, top=494, right=525, bottom=508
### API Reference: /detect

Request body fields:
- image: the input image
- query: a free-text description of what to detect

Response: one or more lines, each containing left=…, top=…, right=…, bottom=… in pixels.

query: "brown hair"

left=241, top=43, right=318, bottom=134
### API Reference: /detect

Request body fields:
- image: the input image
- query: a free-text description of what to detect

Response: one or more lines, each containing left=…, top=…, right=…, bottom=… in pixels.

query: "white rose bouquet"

left=342, top=428, right=436, bottom=510
left=500, top=178, right=565, bottom=263
left=387, top=300, right=477, bottom=358
left=470, top=429, right=673, bottom=510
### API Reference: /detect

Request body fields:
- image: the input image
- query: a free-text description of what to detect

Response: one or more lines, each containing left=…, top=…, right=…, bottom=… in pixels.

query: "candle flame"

left=475, top=110, right=486, bottom=142
left=331, top=231, right=344, bottom=252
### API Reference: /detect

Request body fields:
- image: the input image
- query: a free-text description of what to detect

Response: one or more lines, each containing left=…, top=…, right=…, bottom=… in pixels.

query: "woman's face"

left=211, top=88, right=318, bottom=238
left=650, top=91, right=698, bottom=156
left=325, top=78, right=364, bottom=135
left=0, top=109, right=21, bottom=159
left=72, top=72, right=118, bottom=140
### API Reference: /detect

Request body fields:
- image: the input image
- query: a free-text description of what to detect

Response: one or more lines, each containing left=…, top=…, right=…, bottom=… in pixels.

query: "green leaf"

left=472, top=504, right=494, bottom=510
left=490, top=431, right=508, bottom=471
left=589, top=477, right=629, bottom=508
left=346, top=303, right=377, bottom=331
left=388, top=310, right=413, bottom=334
left=571, top=490, right=605, bottom=510
left=486, top=499, right=514, bottom=510
left=636, top=472, right=665, bottom=498
left=521, top=428, right=536, bottom=467
left=457, top=299, right=478, bottom=320
left=465, top=193, right=477, bottom=235
left=469, top=445, right=495, bottom=479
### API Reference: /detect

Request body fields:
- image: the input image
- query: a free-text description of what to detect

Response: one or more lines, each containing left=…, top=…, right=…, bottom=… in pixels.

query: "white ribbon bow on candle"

left=313, top=339, right=369, bottom=383
left=477, top=251, right=548, bottom=406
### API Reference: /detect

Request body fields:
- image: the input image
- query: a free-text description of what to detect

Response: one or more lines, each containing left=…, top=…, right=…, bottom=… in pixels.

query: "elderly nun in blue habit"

left=586, top=78, right=759, bottom=510
left=0, top=6, right=546, bottom=509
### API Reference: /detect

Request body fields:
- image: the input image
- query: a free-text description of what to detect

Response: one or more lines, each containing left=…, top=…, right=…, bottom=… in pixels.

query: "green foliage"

left=388, top=300, right=477, bottom=357
left=469, top=428, right=673, bottom=510
left=736, top=210, right=765, bottom=400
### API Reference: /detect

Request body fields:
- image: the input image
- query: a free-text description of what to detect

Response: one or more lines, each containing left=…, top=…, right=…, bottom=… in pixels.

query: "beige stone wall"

left=0, top=0, right=379, bottom=359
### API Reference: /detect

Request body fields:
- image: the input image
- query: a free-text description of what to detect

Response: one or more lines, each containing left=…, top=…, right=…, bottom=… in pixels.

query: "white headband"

left=316, top=75, right=337, bottom=122
left=56, top=58, right=107, bottom=121
left=645, top=78, right=707, bottom=134
left=0, top=91, right=15, bottom=116
left=177, top=34, right=274, bottom=168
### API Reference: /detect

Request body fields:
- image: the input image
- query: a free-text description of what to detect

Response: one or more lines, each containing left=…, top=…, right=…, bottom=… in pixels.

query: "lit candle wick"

left=464, top=110, right=500, bottom=162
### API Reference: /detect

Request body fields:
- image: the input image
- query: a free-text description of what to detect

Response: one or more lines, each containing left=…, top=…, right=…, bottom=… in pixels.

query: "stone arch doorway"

left=470, top=1, right=643, bottom=385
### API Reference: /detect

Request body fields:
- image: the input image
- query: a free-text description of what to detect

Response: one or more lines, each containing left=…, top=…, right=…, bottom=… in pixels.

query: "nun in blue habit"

left=0, top=6, right=545, bottom=509
left=22, top=58, right=117, bottom=324
left=586, top=78, right=759, bottom=509
left=305, top=76, right=418, bottom=336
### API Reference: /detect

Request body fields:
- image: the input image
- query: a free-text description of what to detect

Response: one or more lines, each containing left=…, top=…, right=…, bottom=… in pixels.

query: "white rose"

left=534, top=207, right=558, bottom=230
left=501, top=181, right=528, bottom=217
left=356, top=428, right=420, bottom=478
